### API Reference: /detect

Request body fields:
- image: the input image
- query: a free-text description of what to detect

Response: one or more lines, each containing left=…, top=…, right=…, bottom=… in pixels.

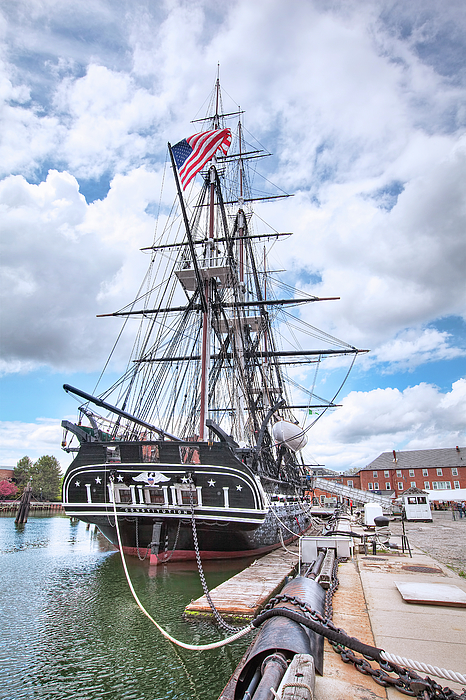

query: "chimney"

left=393, top=449, right=397, bottom=463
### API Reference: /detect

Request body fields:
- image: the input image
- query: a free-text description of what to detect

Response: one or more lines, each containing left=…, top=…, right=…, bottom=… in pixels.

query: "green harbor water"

left=0, top=515, right=254, bottom=700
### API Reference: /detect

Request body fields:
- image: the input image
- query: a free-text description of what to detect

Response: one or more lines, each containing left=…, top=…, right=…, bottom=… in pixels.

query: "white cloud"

left=0, top=0, right=465, bottom=465
left=282, top=133, right=466, bottom=356
left=306, top=379, right=466, bottom=471
left=372, top=328, right=465, bottom=371
left=55, top=65, right=166, bottom=178
left=0, top=417, right=71, bottom=470
left=0, top=167, right=163, bottom=373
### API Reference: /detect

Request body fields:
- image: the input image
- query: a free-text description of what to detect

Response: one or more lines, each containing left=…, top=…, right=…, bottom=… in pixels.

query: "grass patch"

left=446, top=563, right=466, bottom=578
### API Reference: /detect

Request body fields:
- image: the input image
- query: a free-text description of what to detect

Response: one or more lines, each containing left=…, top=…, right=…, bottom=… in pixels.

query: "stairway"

left=312, top=476, right=393, bottom=511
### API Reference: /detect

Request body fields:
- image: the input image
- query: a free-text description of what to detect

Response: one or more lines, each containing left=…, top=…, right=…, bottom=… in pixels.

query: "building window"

left=454, top=481, right=460, bottom=489
left=373, top=482, right=379, bottom=490
left=396, top=470, right=402, bottom=477
left=410, top=481, right=416, bottom=488
left=409, top=469, right=415, bottom=477
left=384, top=470, right=389, bottom=478
left=397, top=482, right=403, bottom=490
left=385, top=482, right=391, bottom=490
left=436, top=468, right=443, bottom=476
left=373, top=471, right=378, bottom=478
left=422, top=469, right=428, bottom=476
left=432, top=481, right=451, bottom=490
left=424, top=481, right=430, bottom=490
left=368, top=483, right=373, bottom=490
left=452, top=468, right=458, bottom=476
left=347, top=480, right=353, bottom=488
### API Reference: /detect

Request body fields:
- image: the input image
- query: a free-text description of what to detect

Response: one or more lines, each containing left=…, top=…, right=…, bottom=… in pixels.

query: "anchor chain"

left=187, top=477, right=245, bottom=634
left=262, top=567, right=466, bottom=700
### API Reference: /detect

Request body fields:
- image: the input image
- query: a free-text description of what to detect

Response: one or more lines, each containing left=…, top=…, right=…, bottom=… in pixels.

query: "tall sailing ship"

left=61, top=79, right=366, bottom=563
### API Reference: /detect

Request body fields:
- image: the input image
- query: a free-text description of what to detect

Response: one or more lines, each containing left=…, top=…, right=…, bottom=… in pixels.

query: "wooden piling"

left=15, top=483, right=33, bottom=524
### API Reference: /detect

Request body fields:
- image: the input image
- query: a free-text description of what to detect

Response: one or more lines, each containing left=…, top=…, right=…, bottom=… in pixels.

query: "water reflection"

left=0, top=516, right=251, bottom=700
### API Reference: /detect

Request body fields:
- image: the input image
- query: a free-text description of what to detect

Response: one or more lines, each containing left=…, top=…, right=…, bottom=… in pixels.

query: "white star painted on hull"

left=95, top=476, right=102, bottom=484
left=181, top=476, right=190, bottom=484
left=207, top=479, right=216, bottom=487
left=117, top=475, right=124, bottom=482
left=75, top=481, right=80, bottom=487
left=236, top=484, right=243, bottom=491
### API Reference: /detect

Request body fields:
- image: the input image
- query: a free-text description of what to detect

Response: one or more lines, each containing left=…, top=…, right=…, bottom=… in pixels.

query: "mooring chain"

left=135, top=516, right=149, bottom=561
left=324, top=558, right=465, bottom=699
left=162, top=518, right=182, bottom=563
left=262, top=583, right=466, bottom=699
left=187, top=478, right=244, bottom=634
left=323, top=555, right=344, bottom=620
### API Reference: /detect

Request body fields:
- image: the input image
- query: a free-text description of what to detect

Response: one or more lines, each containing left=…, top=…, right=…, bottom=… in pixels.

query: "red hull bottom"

left=117, top=530, right=304, bottom=565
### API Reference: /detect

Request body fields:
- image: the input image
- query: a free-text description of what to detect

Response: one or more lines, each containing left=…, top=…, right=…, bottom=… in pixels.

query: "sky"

left=0, top=0, right=465, bottom=473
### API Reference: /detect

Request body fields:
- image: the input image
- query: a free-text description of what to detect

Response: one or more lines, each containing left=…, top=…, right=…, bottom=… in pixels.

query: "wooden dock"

left=1, top=501, right=65, bottom=515
left=185, top=544, right=300, bottom=620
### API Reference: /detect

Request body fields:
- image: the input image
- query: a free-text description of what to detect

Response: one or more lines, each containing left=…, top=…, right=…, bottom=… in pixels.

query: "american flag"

left=171, top=128, right=232, bottom=189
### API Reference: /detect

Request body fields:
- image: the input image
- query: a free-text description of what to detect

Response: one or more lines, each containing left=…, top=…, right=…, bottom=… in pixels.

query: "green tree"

left=13, top=456, right=34, bottom=494
left=30, top=456, right=62, bottom=501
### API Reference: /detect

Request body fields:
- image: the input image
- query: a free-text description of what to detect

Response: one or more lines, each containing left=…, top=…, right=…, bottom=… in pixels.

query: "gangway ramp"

left=312, top=476, right=393, bottom=511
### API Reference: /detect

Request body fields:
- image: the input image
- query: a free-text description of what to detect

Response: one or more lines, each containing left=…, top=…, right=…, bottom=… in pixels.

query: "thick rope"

left=380, top=652, right=466, bottom=686
left=109, top=483, right=466, bottom=681
left=278, top=523, right=299, bottom=555
left=110, top=480, right=253, bottom=651
left=271, top=683, right=314, bottom=699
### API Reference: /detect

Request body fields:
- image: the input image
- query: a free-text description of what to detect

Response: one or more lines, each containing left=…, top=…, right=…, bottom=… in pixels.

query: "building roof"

left=311, top=467, right=340, bottom=477
left=400, top=486, right=428, bottom=496
left=363, top=447, right=465, bottom=471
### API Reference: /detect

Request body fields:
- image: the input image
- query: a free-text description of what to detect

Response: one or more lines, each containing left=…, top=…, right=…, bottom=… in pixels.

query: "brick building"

left=361, top=447, right=466, bottom=496
left=0, top=467, right=14, bottom=481
left=310, top=446, right=466, bottom=502
left=307, top=467, right=343, bottom=504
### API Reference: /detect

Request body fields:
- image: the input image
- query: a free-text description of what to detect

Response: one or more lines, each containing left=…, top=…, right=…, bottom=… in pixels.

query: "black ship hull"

left=62, top=439, right=312, bottom=563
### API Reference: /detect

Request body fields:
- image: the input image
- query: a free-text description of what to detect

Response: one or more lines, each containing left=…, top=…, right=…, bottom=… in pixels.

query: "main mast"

left=199, top=77, right=221, bottom=440
left=78, top=76, right=368, bottom=454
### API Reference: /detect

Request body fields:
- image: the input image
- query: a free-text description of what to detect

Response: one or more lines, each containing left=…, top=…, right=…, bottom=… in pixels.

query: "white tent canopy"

left=426, top=488, right=466, bottom=501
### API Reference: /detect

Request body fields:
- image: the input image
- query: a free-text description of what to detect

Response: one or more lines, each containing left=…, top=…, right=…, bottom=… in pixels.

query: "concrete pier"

left=216, top=522, right=466, bottom=699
